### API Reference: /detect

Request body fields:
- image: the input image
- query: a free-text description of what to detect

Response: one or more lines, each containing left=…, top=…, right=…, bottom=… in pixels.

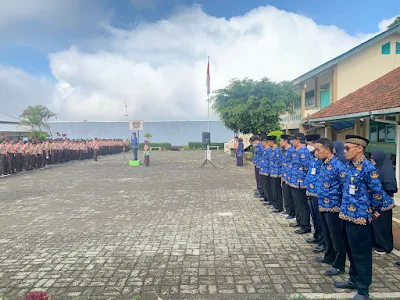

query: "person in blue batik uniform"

left=334, top=135, right=385, bottom=300
left=236, top=138, right=244, bottom=166
left=131, top=132, right=138, bottom=160
left=370, top=150, right=397, bottom=254
left=304, top=134, right=325, bottom=253
left=280, top=135, right=296, bottom=220
left=251, top=136, right=264, bottom=198
left=268, top=135, right=283, bottom=213
left=287, top=133, right=311, bottom=234
left=313, top=138, right=346, bottom=277
left=259, top=135, right=273, bottom=205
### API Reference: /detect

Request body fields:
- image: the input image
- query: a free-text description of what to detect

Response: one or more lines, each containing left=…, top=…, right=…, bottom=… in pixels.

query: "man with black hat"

left=334, top=135, right=385, bottom=300
left=280, top=134, right=296, bottom=220
left=314, top=138, right=346, bottom=277
left=288, top=133, right=311, bottom=234
left=268, top=135, right=283, bottom=213
left=304, top=134, right=325, bottom=252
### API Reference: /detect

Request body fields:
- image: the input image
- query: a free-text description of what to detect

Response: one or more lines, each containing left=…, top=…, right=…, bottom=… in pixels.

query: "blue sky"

left=0, top=0, right=398, bottom=120
left=1, top=0, right=398, bottom=78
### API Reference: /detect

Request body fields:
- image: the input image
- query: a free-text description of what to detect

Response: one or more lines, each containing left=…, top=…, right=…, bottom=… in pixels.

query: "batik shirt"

left=381, top=191, right=395, bottom=211
left=305, top=152, right=322, bottom=197
left=339, top=156, right=385, bottom=225
left=270, top=146, right=282, bottom=178
left=252, top=142, right=264, bottom=168
left=259, top=146, right=270, bottom=176
left=237, top=142, right=244, bottom=156
left=281, top=146, right=295, bottom=184
left=288, top=146, right=311, bottom=189
left=317, top=156, right=345, bottom=213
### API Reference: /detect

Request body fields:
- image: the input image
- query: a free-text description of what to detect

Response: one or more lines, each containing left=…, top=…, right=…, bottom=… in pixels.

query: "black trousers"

left=321, top=211, right=346, bottom=270
left=0, top=154, right=5, bottom=175
left=271, top=177, right=283, bottom=211
left=344, top=221, right=372, bottom=296
left=24, top=154, right=30, bottom=170
left=8, top=153, right=15, bottom=173
left=264, top=176, right=274, bottom=204
left=94, top=149, right=98, bottom=161
left=372, top=210, right=393, bottom=253
left=236, top=155, right=243, bottom=166
left=254, top=167, right=263, bottom=196
left=15, top=153, right=23, bottom=172
left=282, top=182, right=295, bottom=217
left=308, top=196, right=324, bottom=244
left=290, top=187, right=310, bottom=230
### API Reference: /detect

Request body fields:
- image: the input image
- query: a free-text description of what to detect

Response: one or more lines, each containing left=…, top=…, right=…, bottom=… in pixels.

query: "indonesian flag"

left=206, top=57, right=210, bottom=96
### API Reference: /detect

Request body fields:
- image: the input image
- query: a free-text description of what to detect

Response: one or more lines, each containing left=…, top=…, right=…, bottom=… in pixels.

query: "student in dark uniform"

left=334, top=135, right=385, bottom=300
left=370, top=150, right=396, bottom=254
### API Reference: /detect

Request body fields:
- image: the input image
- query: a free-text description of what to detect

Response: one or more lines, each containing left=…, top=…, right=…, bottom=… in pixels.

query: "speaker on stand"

left=200, top=132, right=215, bottom=168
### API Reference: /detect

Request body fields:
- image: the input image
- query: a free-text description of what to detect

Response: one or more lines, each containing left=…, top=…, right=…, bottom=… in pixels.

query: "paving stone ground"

left=0, top=151, right=400, bottom=300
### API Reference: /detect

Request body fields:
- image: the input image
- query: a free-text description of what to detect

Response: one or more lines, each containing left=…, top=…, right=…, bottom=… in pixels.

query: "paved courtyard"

left=0, top=151, right=400, bottom=300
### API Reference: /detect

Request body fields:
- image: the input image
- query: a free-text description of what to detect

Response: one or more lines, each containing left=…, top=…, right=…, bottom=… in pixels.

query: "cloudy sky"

left=0, top=0, right=398, bottom=121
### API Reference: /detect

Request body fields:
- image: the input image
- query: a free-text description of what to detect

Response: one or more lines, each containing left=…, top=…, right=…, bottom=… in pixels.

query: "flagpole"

left=207, top=56, right=210, bottom=133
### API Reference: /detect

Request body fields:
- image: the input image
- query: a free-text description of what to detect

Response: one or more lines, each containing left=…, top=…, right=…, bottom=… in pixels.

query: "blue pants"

left=133, top=148, right=138, bottom=160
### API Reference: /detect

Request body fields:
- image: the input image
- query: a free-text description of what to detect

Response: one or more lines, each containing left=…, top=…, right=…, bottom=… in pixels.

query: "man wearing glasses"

left=334, top=135, right=385, bottom=300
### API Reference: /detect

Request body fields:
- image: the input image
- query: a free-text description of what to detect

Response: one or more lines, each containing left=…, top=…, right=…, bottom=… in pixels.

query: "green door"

left=320, top=90, right=330, bottom=108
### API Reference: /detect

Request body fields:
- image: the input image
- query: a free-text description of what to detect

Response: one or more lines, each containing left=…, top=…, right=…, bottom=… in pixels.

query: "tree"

left=387, top=16, right=400, bottom=29
left=144, top=132, right=152, bottom=142
left=211, top=78, right=298, bottom=134
left=19, top=105, right=58, bottom=137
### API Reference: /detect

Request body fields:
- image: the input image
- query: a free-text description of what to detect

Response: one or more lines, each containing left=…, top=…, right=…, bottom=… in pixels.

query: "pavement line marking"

left=302, top=292, right=400, bottom=299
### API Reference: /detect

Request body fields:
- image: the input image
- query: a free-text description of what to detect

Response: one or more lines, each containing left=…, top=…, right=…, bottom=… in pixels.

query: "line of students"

left=250, top=133, right=397, bottom=300
left=0, top=138, right=128, bottom=177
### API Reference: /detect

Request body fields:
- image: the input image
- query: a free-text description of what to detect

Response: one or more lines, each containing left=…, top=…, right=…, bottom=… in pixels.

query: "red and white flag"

left=206, top=56, right=210, bottom=96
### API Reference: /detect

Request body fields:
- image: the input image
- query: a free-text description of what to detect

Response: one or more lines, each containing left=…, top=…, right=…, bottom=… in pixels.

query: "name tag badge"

left=311, top=168, right=316, bottom=175
left=349, top=185, right=356, bottom=195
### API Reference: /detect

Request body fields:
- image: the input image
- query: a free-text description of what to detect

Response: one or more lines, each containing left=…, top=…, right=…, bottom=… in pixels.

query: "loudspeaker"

left=202, top=132, right=210, bottom=145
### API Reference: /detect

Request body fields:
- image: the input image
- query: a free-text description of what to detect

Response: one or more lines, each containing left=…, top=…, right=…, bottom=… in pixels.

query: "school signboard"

left=129, top=120, right=144, bottom=131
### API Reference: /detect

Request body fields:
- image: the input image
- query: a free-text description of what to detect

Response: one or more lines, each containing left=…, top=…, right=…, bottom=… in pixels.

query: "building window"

left=305, top=90, right=315, bottom=107
left=396, top=42, right=400, bottom=54
left=370, top=121, right=395, bottom=144
left=382, top=42, right=391, bottom=55
left=386, top=125, right=396, bottom=142
left=370, top=125, right=378, bottom=142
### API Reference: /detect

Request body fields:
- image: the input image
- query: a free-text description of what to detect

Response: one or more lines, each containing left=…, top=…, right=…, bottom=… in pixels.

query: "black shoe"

left=289, top=222, right=300, bottom=227
left=315, top=257, right=331, bottom=264
left=395, top=260, right=400, bottom=266
left=312, top=245, right=327, bottom=253
left=334, top=279, right=357, bottom=290
left=306, top=237, right=317, bottom=244
left=272, top=209, right=282, bottom=213
left=295, top=228, right=311, bottom=234
left=325, top=267, right=345, bottom=277
left=352, top=293, right=369, bottom=300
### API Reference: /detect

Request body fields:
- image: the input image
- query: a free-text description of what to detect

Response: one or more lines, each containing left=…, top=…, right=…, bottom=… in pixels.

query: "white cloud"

left=0, top=65, right=54, bottom=117
left=378, top=16, right=399, bottom=31
left=2, top=5, right=394, bottom=121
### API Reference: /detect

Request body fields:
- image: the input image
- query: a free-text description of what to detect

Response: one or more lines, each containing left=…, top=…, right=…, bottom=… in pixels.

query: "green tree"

left=387, top=16, right=400, bottom=29
left=144, top=132, right=152, bottom=142
left=19, top=105, right=58, bottom=137
left=211, top=78, right=297, bottom=134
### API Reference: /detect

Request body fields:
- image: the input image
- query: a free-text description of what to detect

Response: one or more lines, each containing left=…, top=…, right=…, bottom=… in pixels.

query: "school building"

left=280, top=23, right=400, bottom=179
